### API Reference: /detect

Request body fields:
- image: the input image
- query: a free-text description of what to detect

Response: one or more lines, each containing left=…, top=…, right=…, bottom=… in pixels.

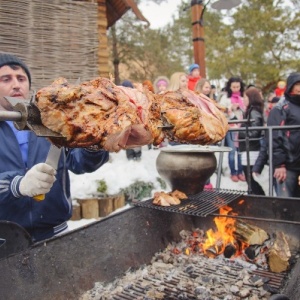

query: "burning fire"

left=202, top=205, right=239, bottom=257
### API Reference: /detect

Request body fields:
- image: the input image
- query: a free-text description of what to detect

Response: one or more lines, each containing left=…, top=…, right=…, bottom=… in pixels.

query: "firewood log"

left=268, top=231, right=291, bottom=273
left=233, top=220, right=269, bottom=245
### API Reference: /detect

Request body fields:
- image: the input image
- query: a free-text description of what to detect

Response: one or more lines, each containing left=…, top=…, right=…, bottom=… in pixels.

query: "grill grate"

left=106, top=257, right=285, bottom=299
left=134, top=188, right=246, bottom=217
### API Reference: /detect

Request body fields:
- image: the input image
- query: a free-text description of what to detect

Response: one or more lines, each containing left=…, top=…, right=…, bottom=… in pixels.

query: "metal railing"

left=216, top=123, right=300, bottom=196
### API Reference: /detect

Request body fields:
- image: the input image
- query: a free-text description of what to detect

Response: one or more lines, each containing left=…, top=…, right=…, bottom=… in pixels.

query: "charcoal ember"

left=179, top=230, right=190, bottom=239
left=248, top=295, right=260, bottom=300
left=161, top=253, right=172, bottom=263
left=243, top=276, right=252, bottom=285
left=238, top=268, right=251, bottom=279
left=245, top=245, right=261, bottom=260
left=224, top=244, right=237, bottom=258
left=184, top=264, right=195, bottom=274
left=240, top=288, right=251, bottom=298
left=222, top=265, right=232, bottom=273
left=235, top=280, right=244, bottom=288
left=177, top=292, right=190, bottom=300
left=229, top=285, right=239, bottom=295
left=250, top=274, right=269, bottom=287
left=145, top=290, right=165, bottom=299
left=194, top=286, right=210, bottom=296
left=258, top=287, right=271, bottom=298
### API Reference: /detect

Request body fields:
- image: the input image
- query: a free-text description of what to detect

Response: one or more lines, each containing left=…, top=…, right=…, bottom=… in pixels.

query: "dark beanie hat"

left=121, top=80, right=134, bottom=88
left=270, top=96, right=280, bottom=103
left=0, top=53, right=31, bottom=86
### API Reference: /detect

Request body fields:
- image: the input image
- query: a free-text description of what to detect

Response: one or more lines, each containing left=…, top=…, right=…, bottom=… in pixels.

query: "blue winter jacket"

left=0, top=121, right=109, bottom=242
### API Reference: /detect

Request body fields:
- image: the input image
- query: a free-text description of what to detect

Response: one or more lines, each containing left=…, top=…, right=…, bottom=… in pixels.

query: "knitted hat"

left=0, top=53, right=31, bottom=86
left=188, top=63, right=200, bottom=74
left=156, top=79, right=168, bottom=87
left=121, top=80, right=134, bottom=88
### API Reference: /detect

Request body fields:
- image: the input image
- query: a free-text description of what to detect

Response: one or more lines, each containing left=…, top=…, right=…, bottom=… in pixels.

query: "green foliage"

left=108, top=0, right=300, bottom=92
left=156, top=177, right=167, bottom=190
left=119, top=180, right=154, bottom=201
left=205, top=0, right=300, bottom=89
left=96, top=179, right=108, bottom=194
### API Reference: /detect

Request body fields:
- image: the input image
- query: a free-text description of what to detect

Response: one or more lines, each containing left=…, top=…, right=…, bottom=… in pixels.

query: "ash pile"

left=80, top=227, right=287, bottom=300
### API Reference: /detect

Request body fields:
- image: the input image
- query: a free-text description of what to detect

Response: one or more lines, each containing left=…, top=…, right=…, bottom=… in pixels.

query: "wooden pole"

left=191, top=0, right=206, bottom=78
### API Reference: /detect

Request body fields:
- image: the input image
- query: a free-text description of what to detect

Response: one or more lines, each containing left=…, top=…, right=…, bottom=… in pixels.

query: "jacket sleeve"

left=0, top=170, right=26, bottom=203
left=252, top=138, right=268, bottom=174
left=66, top=148, right=109, bottom=174
left=239, top=110, right=263, bottom=140
left=267, top=107, right=286, bottom=168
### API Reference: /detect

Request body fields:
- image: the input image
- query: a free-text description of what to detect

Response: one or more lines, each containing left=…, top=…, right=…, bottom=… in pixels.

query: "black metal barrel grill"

left=0, top=190, right=299, bottom=300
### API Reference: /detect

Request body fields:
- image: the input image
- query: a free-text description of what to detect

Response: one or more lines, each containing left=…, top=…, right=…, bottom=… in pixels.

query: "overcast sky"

left=138, top=0, right=183, bottom=29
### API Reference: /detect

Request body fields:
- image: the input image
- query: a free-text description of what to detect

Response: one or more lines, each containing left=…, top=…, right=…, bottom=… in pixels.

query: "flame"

left=203, top=205, right=238, bottom=256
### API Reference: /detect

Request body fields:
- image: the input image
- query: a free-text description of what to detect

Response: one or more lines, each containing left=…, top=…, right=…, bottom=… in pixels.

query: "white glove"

left=19, top=163, right=57, bottom=197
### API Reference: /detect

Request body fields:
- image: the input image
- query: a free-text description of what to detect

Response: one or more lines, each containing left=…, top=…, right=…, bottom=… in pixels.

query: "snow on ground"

left=67, top=145, right=271, bottom=231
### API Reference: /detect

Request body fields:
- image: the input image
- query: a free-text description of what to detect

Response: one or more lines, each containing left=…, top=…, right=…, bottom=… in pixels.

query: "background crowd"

left=121, top=63, right=300, bottom=198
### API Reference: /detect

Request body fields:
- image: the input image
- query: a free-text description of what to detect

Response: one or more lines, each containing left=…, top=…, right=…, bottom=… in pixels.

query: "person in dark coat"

left=252, top=96, right=280, bottom=195
left=238, top=87, right=265, bottom=195
left=267, top=72, right=300, bottom=198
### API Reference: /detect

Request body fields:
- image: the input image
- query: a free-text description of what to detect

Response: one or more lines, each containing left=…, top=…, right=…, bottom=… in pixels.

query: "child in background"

left=153, top=76, right=169, bottom=94
left=187, top=63, right=201, bottom=91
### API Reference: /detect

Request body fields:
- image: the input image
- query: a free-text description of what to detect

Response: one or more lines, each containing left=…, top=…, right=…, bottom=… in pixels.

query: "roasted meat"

left=170, top=189, right=188, bottom=200
left=35, top=77, right=228, bottom=151
left=160, top=90, right=228, bottom=145
left=36, top=77, right=163, bottom=151
left=152, top=191, right=181, bottom=206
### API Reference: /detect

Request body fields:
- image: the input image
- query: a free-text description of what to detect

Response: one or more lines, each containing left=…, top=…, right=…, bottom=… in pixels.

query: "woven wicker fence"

left=0, top=0, right=99, bottom=90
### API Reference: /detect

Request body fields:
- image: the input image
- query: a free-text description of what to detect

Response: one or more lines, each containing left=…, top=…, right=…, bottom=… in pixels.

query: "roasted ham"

left=160, top=90, right=228, bottom=145
left=35, top=77, right=228, bottom=151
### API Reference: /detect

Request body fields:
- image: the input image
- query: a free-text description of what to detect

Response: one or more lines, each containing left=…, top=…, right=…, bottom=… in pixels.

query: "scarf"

left=230, top=92, right=245, bottom=111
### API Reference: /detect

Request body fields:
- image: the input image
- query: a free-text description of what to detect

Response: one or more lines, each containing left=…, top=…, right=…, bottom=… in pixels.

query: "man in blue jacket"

left=267, top=72, right=300, bottom=198
left=0, top=53, right=109, bottom=242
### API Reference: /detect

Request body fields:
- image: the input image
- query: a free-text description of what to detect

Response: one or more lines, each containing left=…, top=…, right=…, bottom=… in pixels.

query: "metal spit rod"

left=0, top=110, right=22, bottom=122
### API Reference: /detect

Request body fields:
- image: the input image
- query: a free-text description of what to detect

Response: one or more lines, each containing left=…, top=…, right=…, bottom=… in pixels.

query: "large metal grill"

left=104, top=257, right=286, bottom=299
left=135, top=188, right=246, bottom=217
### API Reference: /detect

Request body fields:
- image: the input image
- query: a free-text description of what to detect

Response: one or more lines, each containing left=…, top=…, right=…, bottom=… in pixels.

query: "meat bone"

left=0, top=93, right=63, bottom=138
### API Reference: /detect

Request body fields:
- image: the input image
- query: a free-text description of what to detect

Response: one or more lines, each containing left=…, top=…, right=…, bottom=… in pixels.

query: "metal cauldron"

left=156, top=145, right=231, bottom=195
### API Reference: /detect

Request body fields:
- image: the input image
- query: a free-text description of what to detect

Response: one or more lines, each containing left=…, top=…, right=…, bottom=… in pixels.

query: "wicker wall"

left=0, top=0, right=100, bottom=90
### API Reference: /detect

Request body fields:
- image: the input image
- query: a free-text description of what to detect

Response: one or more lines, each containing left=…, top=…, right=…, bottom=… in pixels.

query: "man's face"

left=291, top=82, right=300, bottom=95
left=0, top=65, right=30, bottom=110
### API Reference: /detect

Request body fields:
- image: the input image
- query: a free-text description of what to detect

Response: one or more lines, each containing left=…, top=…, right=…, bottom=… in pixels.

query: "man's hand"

left=19, top=163, right=56, bottom=197
left=274, top=166, right=287, bottom=182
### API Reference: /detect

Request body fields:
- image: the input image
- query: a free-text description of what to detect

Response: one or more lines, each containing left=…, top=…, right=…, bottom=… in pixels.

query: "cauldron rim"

left=160, top=145, right=231, bottom=153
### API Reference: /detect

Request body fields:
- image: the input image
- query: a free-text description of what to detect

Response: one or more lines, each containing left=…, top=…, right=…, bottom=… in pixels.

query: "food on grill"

left=152, top=190, right=188, bottom=206
left=170, top=189, right=188, bottom=200
left=35, top=77, right=228, bottom=151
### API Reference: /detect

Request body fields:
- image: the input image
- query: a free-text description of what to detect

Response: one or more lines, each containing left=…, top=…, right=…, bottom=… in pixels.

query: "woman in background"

left=238, top=87, right=265, bottom=195
left=167, top=72, right=188, bottom=91
left=195, top=78, right=212, bottom=98
left=219, top=77, right=246, bottom=182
